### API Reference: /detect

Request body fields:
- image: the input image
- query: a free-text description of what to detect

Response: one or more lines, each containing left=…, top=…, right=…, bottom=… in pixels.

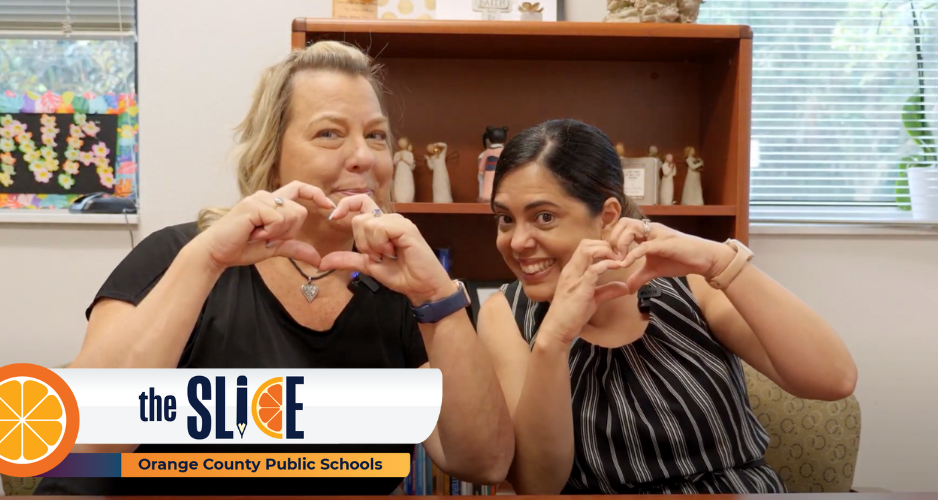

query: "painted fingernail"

left=388, top=255, right=398, bottom=260
left=266, top=241, right=276, bottom=248
left=328, top=210, right=336, bottom=220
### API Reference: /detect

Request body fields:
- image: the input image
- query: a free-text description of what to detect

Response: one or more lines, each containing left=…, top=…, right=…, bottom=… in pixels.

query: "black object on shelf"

left=69, top=192, right=137, bottom=214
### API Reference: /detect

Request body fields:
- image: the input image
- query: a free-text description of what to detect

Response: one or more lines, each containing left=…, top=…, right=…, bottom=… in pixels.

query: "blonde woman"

left=36, top=41, right=513, bottom=496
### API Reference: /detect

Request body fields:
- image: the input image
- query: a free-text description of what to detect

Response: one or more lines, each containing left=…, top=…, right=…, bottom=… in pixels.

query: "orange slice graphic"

left=0, top=363, right=78, bottom=478
left=0, top=379, right=65, bottom=463
left=251, top=377, right=284, bottom=439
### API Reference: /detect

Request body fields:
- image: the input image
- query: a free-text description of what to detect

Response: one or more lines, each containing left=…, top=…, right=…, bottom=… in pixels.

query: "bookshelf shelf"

left=293, top=18, right=752, bottom=282
left=393, top=202, right=738, bottom=217
left=644, top=204, right=738, bottom=216
left=393, top=203, right=492, bottom=214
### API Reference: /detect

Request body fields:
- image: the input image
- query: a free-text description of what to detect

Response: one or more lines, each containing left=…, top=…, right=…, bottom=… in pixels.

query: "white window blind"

left=698, top=0, right=938, bottom=222
left=0, top=0, right=135, bottom=36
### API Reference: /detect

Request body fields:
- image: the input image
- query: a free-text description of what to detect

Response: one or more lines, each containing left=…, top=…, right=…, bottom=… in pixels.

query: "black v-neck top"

left=35, top=222, right=428, bottom=496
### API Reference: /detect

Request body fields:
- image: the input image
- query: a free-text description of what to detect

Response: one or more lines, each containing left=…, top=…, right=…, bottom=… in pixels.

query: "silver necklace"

left=288, top=259, right=336, bottom=303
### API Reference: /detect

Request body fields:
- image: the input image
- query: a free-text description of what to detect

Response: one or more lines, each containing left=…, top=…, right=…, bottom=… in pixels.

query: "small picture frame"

left=332, top=0, right=378, bottom=19
left=621, top=156, right=660, bottom=206
left=473, top=0, right=512, bottom=19
left=436, top=0, right=558, bottom=21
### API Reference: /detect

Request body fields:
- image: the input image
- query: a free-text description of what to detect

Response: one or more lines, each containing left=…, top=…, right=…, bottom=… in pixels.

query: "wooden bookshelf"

left=292, top=19, right=752, bottom=282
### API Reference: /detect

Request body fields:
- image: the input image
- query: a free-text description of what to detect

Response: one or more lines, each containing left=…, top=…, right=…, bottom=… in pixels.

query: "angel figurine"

left=681, top=146, right=704, bottom=205
left=426, top=142, right=453, bottom=203
left=478, top=126, right=508, bottom=203
left=392, top=137, right=416, bottom=203
left=659, top=153, right=676, bottom=205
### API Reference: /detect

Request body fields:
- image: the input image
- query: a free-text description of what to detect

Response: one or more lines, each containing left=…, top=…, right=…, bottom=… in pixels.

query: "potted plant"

left=894, top=1, right=937, bottom=219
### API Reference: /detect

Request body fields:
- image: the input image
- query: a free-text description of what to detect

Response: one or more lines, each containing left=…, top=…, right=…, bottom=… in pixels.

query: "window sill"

left=0, top=209, right=139, bottom=226
left=751, top=221, right=938, bottom=237
left=749, top=206, right=938, bottom=236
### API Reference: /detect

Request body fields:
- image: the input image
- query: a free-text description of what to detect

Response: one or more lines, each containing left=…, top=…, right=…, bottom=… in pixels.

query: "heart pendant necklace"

left=288, top=259, right=336, bottom=303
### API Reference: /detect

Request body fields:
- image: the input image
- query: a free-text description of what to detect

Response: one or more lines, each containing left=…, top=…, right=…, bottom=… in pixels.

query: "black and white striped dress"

left=499, top=276, right=787, bottom=494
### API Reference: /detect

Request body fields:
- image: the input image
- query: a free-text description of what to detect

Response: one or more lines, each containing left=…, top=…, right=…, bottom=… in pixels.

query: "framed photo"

left=436, top=0, right=558, bottom=21
left=333, top=0, right=379, bottom=19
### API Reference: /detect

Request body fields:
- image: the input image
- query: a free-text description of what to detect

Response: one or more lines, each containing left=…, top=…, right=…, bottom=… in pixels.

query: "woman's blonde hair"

left=198, top=40, right=389, bottom=230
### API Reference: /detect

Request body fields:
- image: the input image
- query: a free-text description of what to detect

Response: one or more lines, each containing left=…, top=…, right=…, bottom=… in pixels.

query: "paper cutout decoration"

left=0, top=90, right=137, bottom=209
left=0, top=113, right=117, bottom=196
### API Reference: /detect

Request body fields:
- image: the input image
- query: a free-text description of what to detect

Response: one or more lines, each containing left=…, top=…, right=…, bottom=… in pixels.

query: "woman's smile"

left=518, top=257, right=557, bottom=282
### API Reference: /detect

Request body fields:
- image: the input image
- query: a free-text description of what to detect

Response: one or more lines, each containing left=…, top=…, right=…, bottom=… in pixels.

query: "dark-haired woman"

left=476, top=119, right=857, bottom=495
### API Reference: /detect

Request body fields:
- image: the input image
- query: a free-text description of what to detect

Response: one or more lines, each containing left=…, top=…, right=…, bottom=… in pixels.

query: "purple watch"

left=412, top=280, right=471, bottom=324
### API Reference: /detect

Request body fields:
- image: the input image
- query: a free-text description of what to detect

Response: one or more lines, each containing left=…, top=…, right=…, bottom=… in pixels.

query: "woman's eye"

left=316, top=130, right=339, bottom=139
left=536, top=212, right=554, bottom=224
left=368, top=131, right=388, bottom=141
left=495, top=214, right=513, bottom=225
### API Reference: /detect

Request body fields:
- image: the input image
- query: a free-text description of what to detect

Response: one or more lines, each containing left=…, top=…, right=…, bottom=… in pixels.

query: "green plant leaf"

left=902, top=94, right=937, bottom=155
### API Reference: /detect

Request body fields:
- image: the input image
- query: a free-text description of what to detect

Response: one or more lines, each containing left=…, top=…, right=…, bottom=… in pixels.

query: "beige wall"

left=0, top=0, right=934, bottom=492
left=750, top=233, right=938, bottom=492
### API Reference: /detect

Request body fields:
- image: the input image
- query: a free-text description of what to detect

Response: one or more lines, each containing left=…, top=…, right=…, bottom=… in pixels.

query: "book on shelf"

left=400, top=443, right=498, bottom=495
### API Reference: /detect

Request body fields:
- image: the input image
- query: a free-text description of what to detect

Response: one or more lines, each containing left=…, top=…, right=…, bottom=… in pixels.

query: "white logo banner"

left=55, top=369, right=442, bottom=445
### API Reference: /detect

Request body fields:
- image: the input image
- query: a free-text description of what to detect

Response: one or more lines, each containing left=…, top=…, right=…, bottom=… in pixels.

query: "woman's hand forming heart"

left=604, top=217, right=737, bottom=292
left=190, top=181, right=336, bottom=272
left=318, top=195, right=457, bottom=306
left=540, top=238, right=631, bottom=345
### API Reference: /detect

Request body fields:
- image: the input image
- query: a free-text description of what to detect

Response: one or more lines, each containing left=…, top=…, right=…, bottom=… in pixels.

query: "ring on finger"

left=273, top=197, right=285, bottom=207
left=372, top=208, right=383, bottom=218
left=641, top=218, right=651, bottom=238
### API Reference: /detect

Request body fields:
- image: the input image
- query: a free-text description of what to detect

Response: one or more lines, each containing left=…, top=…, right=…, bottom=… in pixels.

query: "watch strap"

left=708, top=239, right=754, bottom=290
left=412, top=280, right=471, bottom=323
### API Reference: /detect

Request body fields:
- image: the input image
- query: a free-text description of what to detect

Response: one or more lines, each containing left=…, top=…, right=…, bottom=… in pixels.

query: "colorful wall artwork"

left=0, top=90, right=138, bottom=210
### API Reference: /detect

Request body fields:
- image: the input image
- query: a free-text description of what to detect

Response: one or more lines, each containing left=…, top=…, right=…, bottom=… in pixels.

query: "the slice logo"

left=0, top=364, right=79, bottom=477
left=186, top=375, right=303, bottom=441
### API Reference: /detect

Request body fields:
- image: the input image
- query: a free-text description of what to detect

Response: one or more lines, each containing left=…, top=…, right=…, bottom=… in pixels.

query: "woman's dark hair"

left=491, top=119, right=645, bottom=219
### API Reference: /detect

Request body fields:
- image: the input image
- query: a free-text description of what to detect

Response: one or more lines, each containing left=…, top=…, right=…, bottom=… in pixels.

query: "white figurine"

left=392, top=137, right=416, bottom=203
left=659, top=153, right=676, bottom=205
left=425, top=142, right=453, bottom=203
left=681, top=146, right=704, bottom=205
left=647, top=144, right=663, bottom=180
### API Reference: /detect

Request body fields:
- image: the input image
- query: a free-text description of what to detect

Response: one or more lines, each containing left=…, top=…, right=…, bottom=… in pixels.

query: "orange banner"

left=120, top=453, right=410, bottom=477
